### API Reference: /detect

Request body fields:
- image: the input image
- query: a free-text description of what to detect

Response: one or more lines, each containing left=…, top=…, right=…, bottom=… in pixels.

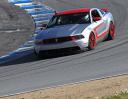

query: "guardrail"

left=8, top=0, right=54, bottom=30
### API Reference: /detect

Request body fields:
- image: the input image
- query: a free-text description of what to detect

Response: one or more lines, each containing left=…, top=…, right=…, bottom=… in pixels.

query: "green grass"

left=102, top=92, right=128, bottom=99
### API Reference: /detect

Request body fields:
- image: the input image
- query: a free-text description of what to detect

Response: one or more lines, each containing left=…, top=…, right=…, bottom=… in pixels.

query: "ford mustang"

left=34, top=8, right=115, bottom=57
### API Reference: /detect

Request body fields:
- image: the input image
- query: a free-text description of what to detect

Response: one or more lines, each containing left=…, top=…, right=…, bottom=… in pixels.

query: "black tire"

left=107, top=22, right=115, bottom=40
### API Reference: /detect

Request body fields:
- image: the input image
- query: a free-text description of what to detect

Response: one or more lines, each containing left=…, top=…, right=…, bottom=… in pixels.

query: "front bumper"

left=34, top=39, right=88, bottom=54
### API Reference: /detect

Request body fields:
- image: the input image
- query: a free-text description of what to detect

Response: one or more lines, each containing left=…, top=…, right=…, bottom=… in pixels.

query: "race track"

left=0, top=0, right=128, bottom=96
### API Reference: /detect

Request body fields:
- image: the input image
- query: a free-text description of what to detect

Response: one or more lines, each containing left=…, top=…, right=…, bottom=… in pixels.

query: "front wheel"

left=88, top=32, right=96, bottom=50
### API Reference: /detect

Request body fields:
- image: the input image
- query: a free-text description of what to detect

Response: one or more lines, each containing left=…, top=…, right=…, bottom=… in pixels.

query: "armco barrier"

left=8, top=0, right=54, bottom=30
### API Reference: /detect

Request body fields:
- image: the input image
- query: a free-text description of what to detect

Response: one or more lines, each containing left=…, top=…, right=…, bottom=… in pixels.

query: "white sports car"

left=34, top=8, right=115, bottom=57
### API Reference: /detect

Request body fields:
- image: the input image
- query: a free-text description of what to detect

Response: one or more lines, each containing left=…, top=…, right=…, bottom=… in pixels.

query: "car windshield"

left=47, top=12, right=90, bottom=28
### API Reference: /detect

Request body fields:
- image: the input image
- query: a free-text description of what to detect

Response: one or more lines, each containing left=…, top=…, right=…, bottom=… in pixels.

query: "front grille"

left=43, top=35, right=84, bottom=44
left=43, top=37, right=70, bottom=44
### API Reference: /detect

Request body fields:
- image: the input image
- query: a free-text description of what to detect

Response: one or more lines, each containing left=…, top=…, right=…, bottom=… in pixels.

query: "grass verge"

left=103, top=92, right=128, bottom=99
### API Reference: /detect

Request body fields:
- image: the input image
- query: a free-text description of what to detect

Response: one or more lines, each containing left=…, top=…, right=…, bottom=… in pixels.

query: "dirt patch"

left=0, top=1, right=34, bottom=56
left=1, top=75, right=128, bottom=99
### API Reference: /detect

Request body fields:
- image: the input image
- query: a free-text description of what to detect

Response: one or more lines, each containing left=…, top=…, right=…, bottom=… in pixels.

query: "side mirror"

left=41, top=24, right=47, bottom=30
left=93, top=17, right=101, bottom=22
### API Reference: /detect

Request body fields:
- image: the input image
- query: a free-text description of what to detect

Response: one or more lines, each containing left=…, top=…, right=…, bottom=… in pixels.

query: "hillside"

left=0, top=0, right=34, bottom=56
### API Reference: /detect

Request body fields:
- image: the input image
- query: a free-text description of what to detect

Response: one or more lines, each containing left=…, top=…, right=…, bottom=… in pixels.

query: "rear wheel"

left=107, top=22, right=115, bottom=40
left=88, top=32, right=96, bottom=50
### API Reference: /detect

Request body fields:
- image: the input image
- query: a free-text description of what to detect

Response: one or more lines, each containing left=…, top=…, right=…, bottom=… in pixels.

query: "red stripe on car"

left=93, top=22, right=108, bottom=39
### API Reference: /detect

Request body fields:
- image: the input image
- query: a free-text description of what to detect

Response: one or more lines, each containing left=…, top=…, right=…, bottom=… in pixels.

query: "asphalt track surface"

left=0, top=0, right=128, bottom=96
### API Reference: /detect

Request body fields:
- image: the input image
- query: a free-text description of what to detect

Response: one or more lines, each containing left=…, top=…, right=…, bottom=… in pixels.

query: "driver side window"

left=91, top=10, right=101, bottom=22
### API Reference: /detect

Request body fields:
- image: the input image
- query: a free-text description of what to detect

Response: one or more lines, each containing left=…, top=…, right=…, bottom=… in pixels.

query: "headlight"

left=68, top=35, right=84, bottom=41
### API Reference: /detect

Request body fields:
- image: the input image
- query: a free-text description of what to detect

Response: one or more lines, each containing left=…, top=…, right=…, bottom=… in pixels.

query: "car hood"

left=36, top=24, right=90, bottom=40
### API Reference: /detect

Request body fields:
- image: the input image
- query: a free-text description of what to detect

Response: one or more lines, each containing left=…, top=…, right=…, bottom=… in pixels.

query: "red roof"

left=55, top=8, right=91, bottom=16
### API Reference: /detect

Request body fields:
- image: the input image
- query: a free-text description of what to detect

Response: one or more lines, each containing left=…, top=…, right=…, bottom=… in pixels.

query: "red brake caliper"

left=90, top=33, right=95, bottom=49
left=110, top=24, right=115, bottom=39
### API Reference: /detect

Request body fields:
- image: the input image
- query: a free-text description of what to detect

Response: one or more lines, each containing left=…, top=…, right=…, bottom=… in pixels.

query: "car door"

left=91, top=9, right=107, bottom=41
